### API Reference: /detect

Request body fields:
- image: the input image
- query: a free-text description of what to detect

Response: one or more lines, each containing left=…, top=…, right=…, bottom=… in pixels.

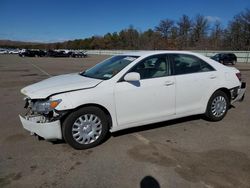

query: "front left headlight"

left=32, top=99, right=62, bottom=113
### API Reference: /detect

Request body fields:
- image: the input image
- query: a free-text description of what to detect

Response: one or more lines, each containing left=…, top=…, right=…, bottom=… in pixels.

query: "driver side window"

left=129, top=55, right=171, bottom=79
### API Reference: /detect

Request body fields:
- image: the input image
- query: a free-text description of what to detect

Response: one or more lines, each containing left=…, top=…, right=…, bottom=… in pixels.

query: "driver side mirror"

left=124, top=72, right=140, bottom=82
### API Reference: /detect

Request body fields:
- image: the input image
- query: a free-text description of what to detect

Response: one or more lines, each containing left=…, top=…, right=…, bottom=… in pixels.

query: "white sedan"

left=19, top=51, right=246, bottom=149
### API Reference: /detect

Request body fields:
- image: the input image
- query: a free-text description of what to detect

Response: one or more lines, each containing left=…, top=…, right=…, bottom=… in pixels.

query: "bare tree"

left=226, top=9, right=250, bottom=50
left=119, top=26, right=140, bottom=49
left=155, top=19, right=174, bottom=39
left=169, top=26, right=178, bottom=49
left=177, top=15, right=192, bottom=49
left=190, top=14, right=209, bottom=49
left=209, top=21, right=224, bottom=49
left=140, top=29, right=162, bottom=50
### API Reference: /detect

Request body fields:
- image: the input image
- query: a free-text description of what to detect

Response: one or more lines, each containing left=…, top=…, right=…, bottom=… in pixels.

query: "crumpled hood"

left=21, top=73, right=102, bottom=99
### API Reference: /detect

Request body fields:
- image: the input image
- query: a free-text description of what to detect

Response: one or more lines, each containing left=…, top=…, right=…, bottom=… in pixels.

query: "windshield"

left=80, top=55, right=139, bottom=80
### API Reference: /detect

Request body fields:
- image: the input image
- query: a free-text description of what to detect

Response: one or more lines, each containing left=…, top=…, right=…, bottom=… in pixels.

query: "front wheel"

left=62, top=106, right=109, bottom=149
left=205, top=90, right=229, bottom=121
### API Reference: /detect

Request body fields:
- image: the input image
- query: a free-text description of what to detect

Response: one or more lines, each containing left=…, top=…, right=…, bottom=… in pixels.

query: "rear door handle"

left=164, top=81, right=174, bottom=86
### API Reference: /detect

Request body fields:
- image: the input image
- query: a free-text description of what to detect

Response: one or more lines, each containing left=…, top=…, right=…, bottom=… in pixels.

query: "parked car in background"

left=0, top=49, right=8, bottom=54
left=46, top=50, right=71, bottom=57
left=19, top=51, right=246, bottom=149
left=19, top=49, right=46, bottom=57
left=46, top=50, right=87, bottom=58
left=8, top=49, right=20, bottom=54
left=211, top=53, right=237, bottom=65
left=17, top=49, right=88, bottom=58
left=71, top=51, right=87, bottom=58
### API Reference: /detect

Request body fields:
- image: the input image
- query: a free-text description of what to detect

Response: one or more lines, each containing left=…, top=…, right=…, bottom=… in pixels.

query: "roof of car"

left=215, top=53, right=235, bottom=55
left=122, top=50, right=197, bottom=57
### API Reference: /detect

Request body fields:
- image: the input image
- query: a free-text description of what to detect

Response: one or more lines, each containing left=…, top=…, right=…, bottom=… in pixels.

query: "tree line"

left=1, top=9, right=250, bottom=50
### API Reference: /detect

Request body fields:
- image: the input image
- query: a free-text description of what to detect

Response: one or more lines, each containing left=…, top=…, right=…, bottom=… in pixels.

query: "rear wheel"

left=63, top=106, right=109, bottom=149
left=205, top=90, right=229, bottom=121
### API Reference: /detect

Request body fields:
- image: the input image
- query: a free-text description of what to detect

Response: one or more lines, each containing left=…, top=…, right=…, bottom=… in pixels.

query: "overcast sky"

left=0, top=0, right=249, bottom=42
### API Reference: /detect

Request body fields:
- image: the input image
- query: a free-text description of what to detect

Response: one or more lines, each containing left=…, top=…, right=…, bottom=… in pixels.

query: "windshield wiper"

left=79, top=72, right=105, bottom=80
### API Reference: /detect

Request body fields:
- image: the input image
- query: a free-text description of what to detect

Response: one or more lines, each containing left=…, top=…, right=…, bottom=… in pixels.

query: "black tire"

left=62, top=106, right=109, bottom=149
left=205, top=90, right=229, bottom=121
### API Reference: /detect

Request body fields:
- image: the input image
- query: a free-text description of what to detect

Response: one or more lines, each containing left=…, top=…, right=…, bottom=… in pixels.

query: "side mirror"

left=124, top=72, right=140, bottom=82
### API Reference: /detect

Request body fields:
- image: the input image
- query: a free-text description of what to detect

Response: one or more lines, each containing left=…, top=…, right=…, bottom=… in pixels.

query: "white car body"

left=19, top=51, right=246, bottom=141
left=0, top=49, right=8, bottom=54
left=8, top=49, right=19, bottom=54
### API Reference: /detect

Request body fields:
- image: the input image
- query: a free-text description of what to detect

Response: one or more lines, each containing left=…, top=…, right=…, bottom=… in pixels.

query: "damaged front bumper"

left=19, top=115, right=62, bottom=140
left=231, top=82, right=246, bottom=104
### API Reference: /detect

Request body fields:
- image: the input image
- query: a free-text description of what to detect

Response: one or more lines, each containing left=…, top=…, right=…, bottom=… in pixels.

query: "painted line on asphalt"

left=29, top=62, right=51, bottom=77
left=200, top=181, right=214, bottom=188
left=134, top=133, right=150, bottom=145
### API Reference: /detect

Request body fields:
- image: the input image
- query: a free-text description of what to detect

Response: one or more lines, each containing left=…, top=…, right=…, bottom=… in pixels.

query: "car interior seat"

left=151, top=58, right=167, bottom=77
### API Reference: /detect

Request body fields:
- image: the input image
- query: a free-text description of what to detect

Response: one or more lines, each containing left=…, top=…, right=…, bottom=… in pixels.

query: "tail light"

left=236, top=72, right=242, bottom=81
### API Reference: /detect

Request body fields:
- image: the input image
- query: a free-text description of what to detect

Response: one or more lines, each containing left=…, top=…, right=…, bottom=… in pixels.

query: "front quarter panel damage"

left=50, top=92, right=75, bottom=111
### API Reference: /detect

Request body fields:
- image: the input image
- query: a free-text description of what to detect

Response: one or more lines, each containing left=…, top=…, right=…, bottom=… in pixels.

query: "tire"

left=62, top=106, right=109, bottom=149
left=205, top=90, right=229, bottom=121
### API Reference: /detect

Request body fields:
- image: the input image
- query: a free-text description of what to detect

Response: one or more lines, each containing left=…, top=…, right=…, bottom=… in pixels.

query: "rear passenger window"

left=172, top=54, right=215, bottom=75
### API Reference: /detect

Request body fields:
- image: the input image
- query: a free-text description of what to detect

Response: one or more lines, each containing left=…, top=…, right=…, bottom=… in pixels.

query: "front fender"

left=50, top=87, right=118, bottom=130
left=50, top=92, right=75, bottom=110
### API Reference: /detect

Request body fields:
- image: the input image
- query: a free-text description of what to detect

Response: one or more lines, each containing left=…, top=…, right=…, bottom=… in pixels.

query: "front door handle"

left=209, top=75, right=217, bottom=79
left=164, top=81, right=174, bottom=86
